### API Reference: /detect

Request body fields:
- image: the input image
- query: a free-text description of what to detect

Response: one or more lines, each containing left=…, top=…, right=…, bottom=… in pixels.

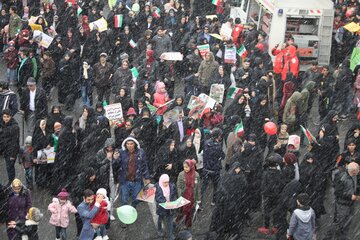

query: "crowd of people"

left=0, top=0, right=360, bottom=239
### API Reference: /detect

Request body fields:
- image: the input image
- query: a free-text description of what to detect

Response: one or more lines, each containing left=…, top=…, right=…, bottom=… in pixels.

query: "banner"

left=209, top=84, right=225, bottom=103
left=224, top=47, right=237, bottom=64
left=89, top=18, right=108, bottom=32
left=104, top=103, right=123, bottom=124
left=159, top=197, right=190, bottom=209
left=37, top=147, right=55, bottom=164
left=136, top=184, right=156, bottom=203
left=197, top=44, right=210, bottom=59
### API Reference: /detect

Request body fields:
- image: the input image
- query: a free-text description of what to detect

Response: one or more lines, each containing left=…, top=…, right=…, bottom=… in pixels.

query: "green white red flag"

left=237, top=44, right=248, bottom=58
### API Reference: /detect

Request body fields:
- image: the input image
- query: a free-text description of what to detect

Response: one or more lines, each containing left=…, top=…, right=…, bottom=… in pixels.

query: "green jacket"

left=177, top=171, right=200, bottom=202
left=9, top=14, right=21, bottom=39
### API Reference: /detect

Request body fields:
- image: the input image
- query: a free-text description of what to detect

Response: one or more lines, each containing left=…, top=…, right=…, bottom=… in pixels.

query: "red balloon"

left=264, top=122, right=277, bottom=135
left=346, top=9, right=354, bottom=18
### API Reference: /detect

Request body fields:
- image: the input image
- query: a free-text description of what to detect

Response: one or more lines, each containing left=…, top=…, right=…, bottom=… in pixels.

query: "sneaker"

left=257, top=227, right=271, bottom=235
left=211, top=202, right=216, bottom=206
left=110, top=215, right=116, bottom=221
left=102, top=236, right=109, bottom=240
left=272, top=227, right=278, bottom=235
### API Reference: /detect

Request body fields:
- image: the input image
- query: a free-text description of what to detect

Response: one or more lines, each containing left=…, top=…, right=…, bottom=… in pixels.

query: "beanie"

left=96, top=188, right=107, bottom=197
left=57, top=188, right=70, bottom=200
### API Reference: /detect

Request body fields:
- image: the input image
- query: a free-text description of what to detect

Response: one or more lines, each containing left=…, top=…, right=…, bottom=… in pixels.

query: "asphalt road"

left=1, top=60, right=360, bottom=240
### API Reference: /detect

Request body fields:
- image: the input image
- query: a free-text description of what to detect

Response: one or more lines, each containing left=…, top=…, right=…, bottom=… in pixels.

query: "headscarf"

left=184, top=159, right=196, bottom=189
left=146, top=49, right=155, bottom=65
left=82, top=15, right=90, bottom=36
left=155, top=81, right=166, bottom=94
left=284, top=152, right=297, bottom=165
left=159, top=174, right=170, bottom=201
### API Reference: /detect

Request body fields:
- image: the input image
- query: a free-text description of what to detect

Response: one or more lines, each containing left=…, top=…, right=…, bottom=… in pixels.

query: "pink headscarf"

left=159, top=174, right=170, bottom=201
left=155, top=81, right=166, bottom=94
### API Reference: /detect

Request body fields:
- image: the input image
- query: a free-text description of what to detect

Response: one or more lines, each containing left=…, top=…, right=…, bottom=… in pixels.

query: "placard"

left=89, top=18, right=108, bottom=32
left=161, top=52, right=183, bottom=61
left=37, top=147, right=55, bottom=164
left=197, top=44, right=210, bottom=59
left=33, top=30, right=54, bottom=48
left=210, top=84, right=225, bottom=103
left=224, top=46, right=237, bottom=64
left=104, top=103, right=123, bottom=123
left=159, top=197, right=190, bottom=209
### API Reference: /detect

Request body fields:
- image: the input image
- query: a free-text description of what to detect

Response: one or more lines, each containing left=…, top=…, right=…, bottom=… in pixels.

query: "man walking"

left=93, top=53, right=114, bottom=104
left=0, top=81, right=18, bottom=117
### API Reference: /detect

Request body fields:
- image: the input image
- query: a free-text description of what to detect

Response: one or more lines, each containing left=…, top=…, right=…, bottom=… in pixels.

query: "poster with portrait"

left=210, top=84, right=225, bottom=104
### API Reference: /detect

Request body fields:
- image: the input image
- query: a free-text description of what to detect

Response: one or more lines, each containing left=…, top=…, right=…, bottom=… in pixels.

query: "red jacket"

left=232, top=24, right=244, bottom=48
left=90, top=199, right=108, bottom=225
left=281, top=46, right=299, bottom=81
left=272, top=48, right=285, bottom=75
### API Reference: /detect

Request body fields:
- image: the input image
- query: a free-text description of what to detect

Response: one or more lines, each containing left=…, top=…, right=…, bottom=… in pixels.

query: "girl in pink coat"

left=153, top=81, right=170, bottom=115
left=48, top=189, right=77, bottom=240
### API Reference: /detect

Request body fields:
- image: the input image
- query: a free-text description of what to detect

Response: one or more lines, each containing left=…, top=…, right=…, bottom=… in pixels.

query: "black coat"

left=155, top=182, right=177, bottom=216
left=17, top=58, right=34, bottom=89
left=261, top=168, right=284, bottom=197
left=0, top=184, right=7, bottom=223
left=0, top=117, right=20, bottom=158
left=154, top=140, right=179, bottom=182
left=20, top=87, right=48, bottom=121
left=334, top=170, right=356, bottom=206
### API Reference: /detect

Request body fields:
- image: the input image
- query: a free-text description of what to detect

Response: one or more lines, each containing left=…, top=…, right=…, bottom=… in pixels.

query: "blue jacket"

left=114, top=137, right=150, bottom=185
left=203, top=138, right=225, bottom=172
left=77, top=201, right=100, bottom=240
left=155, top=183, right=177, bottom=216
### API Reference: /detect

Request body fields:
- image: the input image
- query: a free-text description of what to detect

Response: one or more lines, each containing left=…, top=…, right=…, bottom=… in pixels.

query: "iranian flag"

left=146, top=102, right=158, bottom=115
left=129, top=39, right=137, bottom=48
left=114, top=15, right=123, bottom=28
left=227, top=87, right=243, bottom=99
left=153, top=8, right=161, bottom=19
left=212, top=0, right=221, bottom=6
left=300, top=125, right=319, bottom=145
left=234, top=120, right=244, bottom=137
left=237, top=44, right=248, bottom=58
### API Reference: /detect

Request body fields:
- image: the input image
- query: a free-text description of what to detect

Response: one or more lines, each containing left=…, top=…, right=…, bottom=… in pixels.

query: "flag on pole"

left=129, top=39, right=137, bottom=48
left=237, top=44, right=248, bottom=58
left=130, top=67, right=139, bottom=79
left=227, top=87, right=243, bottom=99
left=212, top=0, right=221, bottom=6
left=300, top=125, right=318, bottom=145
left=146, top=102, right=158, bottom=115
left=234, top=120, right=244, bottom=137
left=114, top=15, right=123, bottom=28
left=153, top=8, right=161, bottom=19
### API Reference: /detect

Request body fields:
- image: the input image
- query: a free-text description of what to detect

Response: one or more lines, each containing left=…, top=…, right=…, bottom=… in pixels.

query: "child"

left=18, top=136, right=34, bottom=190
left=155, top=174, right=177, bottom=240
left=287, top=193, right=316, bottom=240
left=8, top=207, right=43, bottom=240
left=91, top=188, right=110, bottom=240
left=153, top=81, right=170, bottom=115
left=48, top=188, right=77, bottom=240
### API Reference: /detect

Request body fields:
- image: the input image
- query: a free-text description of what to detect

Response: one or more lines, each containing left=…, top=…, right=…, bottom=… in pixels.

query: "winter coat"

left=115, top=91, right=133, bottom=113
left=95, top=138, right=116, bottom=191
left=114, top=137, right=150, bottom=184
left=112, top=67, right=133, bottom=94
left=0, top=184, right=7, bottom=223
left=197, top=53, right=219, bottom=87
left=177, top=171, right=200, bottom=202
left=14, top=219, right=39, bottom=240
left=6, top=187, right=32, bottom=222
left=17, top=58, right=34, bottom=89
left=0, top=117, right=20, bottom=158
left=203, top=138, right=225, bottom=172
left=283, top=91, right=302, bottom=126
left=155, top=182, right=177, bottom=216
left=288, top=207, right=316, bottom=240
left=48, top=198, right=77, bottom=228
left=20, top=87, right=48, bottom=121
left=0, top=89, right=18, bottom=118
left=93, top=62, right=114, bottom=88
left=281, top=46, right=299, bottom=81
left=334, top=170, right=357, bottom=206
left=152, top=34, right=172, bottom=59
left=77, top=201, right=100, bottom=240
left=154, top=139, right=180, bottom=181
left=261, top=168, right=284, bottom=197
left=40, top=58, right=56, bottom=79
left=272, top=48, right=285, bottom=75
left=9, top=14, right=21, bottom=38
left=4, top=46, right=18, bottom=69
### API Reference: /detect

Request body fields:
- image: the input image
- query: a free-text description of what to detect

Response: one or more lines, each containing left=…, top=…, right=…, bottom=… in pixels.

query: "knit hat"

left=120, top=53, right=129, bottom=60
left=284, top=152, right=297, bottom=165
left=297, top=193, right=310, bottom=207
left=54, top=122, right=62, bottom=132
left=126, top=107, right=137, bottom=116
left=96, top=188, right=107, bottom=197
left=26, top=77, right=36, bottom=86
left=25, top=136, right=32, bottom=145
left=28, top=207, right=43, bottom=222
left=57, top=188, right=70, bottom=200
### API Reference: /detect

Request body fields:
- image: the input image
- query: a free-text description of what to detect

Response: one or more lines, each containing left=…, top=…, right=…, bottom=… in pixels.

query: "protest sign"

left=137, top=184, right=156, bottom=203
left=220, top=23, right=233, bottom=39
left=210, top=84, right=225, bottom=103
left=37, top=147, right=56, bottom=164
left=89, top=18, right=108, bottom=32
left=224, top=46, right=237, bottom=64
left=198, top=93, right=217, bottom=110
left=160, top=197, right=190, bottom=209
left=104, top=103, right=123, bottom=124
left=344, top=22, right=360, bottom=33
left=197, top=44, right=210, bottom=59
left=161, top=52, right=183, bottom=61
left=163, top=108, right=180, bottom=127
left=187, top=95, right=206, bottom=119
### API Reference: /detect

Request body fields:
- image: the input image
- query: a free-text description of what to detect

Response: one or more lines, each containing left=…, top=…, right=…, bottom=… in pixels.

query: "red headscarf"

left=184, top=159, right=196, bottom=189
left=82, top=15, right=91, bottom=36
left=146, top=49, right=155, bottom=65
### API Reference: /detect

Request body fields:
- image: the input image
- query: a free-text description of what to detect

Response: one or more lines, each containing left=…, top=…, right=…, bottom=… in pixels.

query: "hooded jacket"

left=115, top=137, right=150, bottom=184
left=299, top=81, right=316, bottom=115
left=197, top=52, right=219, bottom=87
left=283, top=91, right=302, bottom=125
left=288, top=207, right=316, bottom=240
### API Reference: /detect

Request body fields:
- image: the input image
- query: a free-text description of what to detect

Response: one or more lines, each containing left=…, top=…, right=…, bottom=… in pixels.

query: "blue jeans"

left=81, top=85, right=90, bottom=107
left=24, top=167, right=33, bottom=187
left=7, top=68, right=17, bottom=81
left=158, top=214, right=175, bottom=239
left=5, top=156, right=16, bottom=183
left=55, top=226, right=67, bottom=240
left=120, top=181, right=142, bottom=207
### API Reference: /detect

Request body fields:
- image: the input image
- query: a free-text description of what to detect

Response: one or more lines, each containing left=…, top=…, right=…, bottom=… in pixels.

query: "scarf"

left=83, top=62, right=89, bottom=79
left=184, top=159, right=195, bottom=189
left=159, top=174, right=170, bottom=201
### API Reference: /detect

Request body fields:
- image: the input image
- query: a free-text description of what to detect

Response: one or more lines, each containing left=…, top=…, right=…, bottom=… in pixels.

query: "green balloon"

left=116, top=205, right=138, bottom=224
